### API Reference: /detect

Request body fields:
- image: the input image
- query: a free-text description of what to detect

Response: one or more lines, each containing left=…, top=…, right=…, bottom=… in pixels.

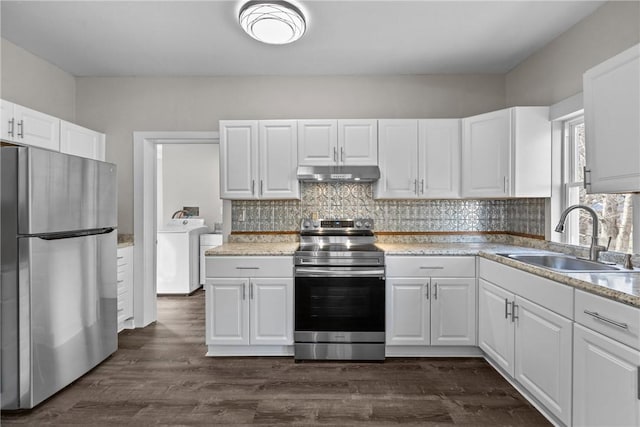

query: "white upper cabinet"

left=376, top=119, right=460, bottom=199
left=1, top=100, right=60, bottom=151
left=298, top=119, right=377, bottom=166
left=583, top=43, right=640, bottom=193
left=60, top=120, right=106, bottom=161
left=419, top=119, right=460, bottom=198
left=220, top=120, right=258, bottom=199
left=461, top=107, right=550, bottom=198
left=220, top=120, right=299, bottom=200
left=259, top=121, right=299, bottom=199
left=376, top=119, right=419, bottom=198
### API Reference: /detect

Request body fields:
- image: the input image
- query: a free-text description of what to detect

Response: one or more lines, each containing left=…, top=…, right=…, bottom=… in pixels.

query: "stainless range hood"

left=296, top=165, right=380, bottom=183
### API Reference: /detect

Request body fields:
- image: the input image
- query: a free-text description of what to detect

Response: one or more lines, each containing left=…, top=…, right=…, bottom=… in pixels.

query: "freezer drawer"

left=13, top=230, right=117, bottom=409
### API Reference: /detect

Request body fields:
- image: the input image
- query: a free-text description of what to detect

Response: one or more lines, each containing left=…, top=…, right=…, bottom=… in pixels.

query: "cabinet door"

left=205, top=279, right=249, bottom=345
left=259, top=120, right=299, bottom=199
left=478, top=279, right=515, bottom=376
left=514, top=297, right=572, bottom=426
left=375, top=119, right=418, bottom=199
left=250, top=278, right=293, bottom=346
left=418, top=119, right=460, bottom=198
left=1, top=99, right=15, bottom=141
left=461, top=109, right=510, bottom=198
left=573, top=324, right=640, bottom=427
left=338, top=119, right=378, bottom=166
left=60, top=120, right=106, bottom=161
left=13, top=104, right=60, bottom=151
left=298, top=120, right=337, bottom=166
left=220, top=121, right=258, bottom=199
left=117, top=246, right=134, bottom=329
left=584, top=44, right=640, bottom=193
left=386, top=278, right=430, bottom=346
left=431, top=278, right=476, bottom=346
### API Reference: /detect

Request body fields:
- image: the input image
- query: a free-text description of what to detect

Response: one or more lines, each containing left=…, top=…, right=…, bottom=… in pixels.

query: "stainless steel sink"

left=501, top=254, right=623, bottom=272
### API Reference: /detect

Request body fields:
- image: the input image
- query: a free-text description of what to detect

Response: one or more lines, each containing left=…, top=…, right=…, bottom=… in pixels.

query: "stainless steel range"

left=294, top=218, right=385, bottom=361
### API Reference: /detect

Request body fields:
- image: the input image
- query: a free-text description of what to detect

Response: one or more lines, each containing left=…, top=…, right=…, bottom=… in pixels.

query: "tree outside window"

left=564, top=118, right=633, bottom=252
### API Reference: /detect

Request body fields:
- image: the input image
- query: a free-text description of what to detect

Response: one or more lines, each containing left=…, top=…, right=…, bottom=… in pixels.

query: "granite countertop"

left=205, top=242, right=299, bottom=256
left=205, top=241, right=640, bottom=308
left=117, top=234, right=134, bottom=248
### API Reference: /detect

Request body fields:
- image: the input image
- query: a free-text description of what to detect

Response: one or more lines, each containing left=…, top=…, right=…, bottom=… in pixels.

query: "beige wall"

left=505, top=1, right=640, bottom=106
left=75, top=75, right=505, bottom=233
left=161, top=143, right=222, bottom=229
left=0, top=39, right=76, bottom=121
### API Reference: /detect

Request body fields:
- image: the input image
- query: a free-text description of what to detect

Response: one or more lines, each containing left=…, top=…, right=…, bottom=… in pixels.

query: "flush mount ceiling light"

left=239, top=1, right=306, bottom=45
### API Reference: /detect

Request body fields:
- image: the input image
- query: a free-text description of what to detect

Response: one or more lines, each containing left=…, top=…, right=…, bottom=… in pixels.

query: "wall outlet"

left=238, top=209, right=245, bottom=222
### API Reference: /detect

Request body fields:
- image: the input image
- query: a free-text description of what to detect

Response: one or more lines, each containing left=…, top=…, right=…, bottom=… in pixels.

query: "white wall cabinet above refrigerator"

left=461, top=107, right=551, bottom=198
left=60, top=120, right=106, bottom=161
left=220, top=120, right=299, bottom=200
left=297, top=119, right=378, bottom=167
left=583, top=43, right=640, bottom=193
left=1, top=100, right=60, bottom=152
left=376, top=119, right=460, bottom=199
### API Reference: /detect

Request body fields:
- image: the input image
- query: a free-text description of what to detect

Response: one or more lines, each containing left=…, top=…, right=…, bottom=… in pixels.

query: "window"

left=563, top=116, right=634, bottom=252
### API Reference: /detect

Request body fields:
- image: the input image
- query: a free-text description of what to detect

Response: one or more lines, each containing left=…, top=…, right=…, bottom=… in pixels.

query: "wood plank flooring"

left=2, top=289, right=551, bottom=426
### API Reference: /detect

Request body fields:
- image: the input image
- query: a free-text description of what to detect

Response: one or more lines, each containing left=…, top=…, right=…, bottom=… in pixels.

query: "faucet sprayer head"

left=554, top=223, right=565, bottom=233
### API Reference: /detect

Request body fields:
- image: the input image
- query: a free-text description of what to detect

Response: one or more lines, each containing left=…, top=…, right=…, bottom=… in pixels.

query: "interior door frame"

left=133, top=131, right=223, bottom=327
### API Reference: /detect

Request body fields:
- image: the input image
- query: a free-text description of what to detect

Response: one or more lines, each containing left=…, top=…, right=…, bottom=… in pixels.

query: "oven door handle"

left=295, top=267, right=385, bottom=278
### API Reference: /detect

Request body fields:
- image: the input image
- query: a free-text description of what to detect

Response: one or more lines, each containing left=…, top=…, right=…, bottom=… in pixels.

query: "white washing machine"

left=200, top=233, right=223, bottom=285
left=157, top=219, right=209, bottom=294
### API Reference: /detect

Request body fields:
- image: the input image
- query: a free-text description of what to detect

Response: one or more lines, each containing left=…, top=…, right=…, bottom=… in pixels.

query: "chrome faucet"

left=171, top=209, right=189, bottom=219
left=555, top=204, right=607, bottom=262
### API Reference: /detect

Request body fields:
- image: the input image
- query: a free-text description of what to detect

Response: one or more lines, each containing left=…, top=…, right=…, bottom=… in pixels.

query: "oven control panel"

left=300, top=218, right=374, bottom=231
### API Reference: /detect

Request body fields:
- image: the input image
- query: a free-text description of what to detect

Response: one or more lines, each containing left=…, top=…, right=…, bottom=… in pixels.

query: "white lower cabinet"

left=204, top=256, right=293, bottom=355
left=573, top=290, right=640, bottom=427
left=386, top=256, right=476, bottom=350
left=117, top=245, right=134, bottom=332
left=478, top=259, right=573, bottom=426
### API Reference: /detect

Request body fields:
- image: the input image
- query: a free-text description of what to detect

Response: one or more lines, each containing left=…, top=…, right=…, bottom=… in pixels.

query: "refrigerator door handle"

left=34, top=227, right=116, bottom=241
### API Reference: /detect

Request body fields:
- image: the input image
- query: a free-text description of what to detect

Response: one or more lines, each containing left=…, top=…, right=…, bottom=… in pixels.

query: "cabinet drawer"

left=386, top=256, right=475, bottom=277
left=479, top=258, right=573, bottom=319
left=575, top=290, right=640, bottom=351
left=206, top=256, right=293, bottom=278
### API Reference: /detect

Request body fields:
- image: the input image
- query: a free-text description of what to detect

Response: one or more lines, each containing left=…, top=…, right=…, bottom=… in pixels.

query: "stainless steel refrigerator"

left=1, top=145, right=118, bottom=410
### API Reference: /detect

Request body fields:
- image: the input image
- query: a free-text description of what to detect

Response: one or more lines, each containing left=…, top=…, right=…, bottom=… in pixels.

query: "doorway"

left=133, top=131, right=229, bottom=327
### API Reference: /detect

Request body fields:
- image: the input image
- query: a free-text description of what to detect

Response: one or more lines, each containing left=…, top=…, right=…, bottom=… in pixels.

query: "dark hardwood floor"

left=2, top=289, right=550, bottom=426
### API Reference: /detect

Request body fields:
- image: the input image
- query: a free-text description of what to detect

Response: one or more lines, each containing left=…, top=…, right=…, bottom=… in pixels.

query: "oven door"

left=294, top=266, right=385, bottom=340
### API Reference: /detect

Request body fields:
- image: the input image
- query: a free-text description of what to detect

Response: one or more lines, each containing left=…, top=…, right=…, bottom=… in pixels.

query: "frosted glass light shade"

left=239, top=1, right=306, bottom=45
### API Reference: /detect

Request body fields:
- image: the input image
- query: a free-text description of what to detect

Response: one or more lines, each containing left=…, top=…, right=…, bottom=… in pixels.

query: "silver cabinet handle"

left=433, top=283, right=438, bottom=299
left=511, top=301, right=518, bottom=322
left=7, top=118, right=14, bottom=137
left=250, top=283, right=254, bottom=300
left=503, top=176, right=507, bottom=193
left=420, top=179, right=424, bottom=194
left=414, top=179, right=418, bottom=195
left=505, top=298, right=510, bottom=319
left=419, top=266, right=444, bottom=270
left=251, top=180, right=255, bottom=195
left=333, top=147, right=337, bottom=162
left=425, top=283, right=430, bottom=300
left=260, top=180, right=263, bottom=196
left=583, top=166, right=591, bottom=190
left=340, top=147, right=344, bottom=162
left=584, top=310, right=628, bottom=330
left=236, top=266, right=259, bottom=270
left=242, top=284, right=246, bottom=300
left=17, top=120, right=24, bottom=138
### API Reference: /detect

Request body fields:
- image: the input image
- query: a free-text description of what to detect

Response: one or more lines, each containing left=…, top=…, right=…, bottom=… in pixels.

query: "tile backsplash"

left=231, top=182, right=545, bottom=237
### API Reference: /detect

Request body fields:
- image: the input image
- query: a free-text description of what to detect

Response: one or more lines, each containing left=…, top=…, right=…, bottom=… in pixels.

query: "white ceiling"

left=0, top=0, right=606, bottom=77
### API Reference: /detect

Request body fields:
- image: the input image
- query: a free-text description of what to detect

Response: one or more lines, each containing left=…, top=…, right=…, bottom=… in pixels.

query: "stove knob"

left=302, top=220, right=311, bottom=229
left=313, top=220, right=320, bottom=228
left=355, top=220, right=362, bottom=228
left=363, top=221, right=372, bottom=229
